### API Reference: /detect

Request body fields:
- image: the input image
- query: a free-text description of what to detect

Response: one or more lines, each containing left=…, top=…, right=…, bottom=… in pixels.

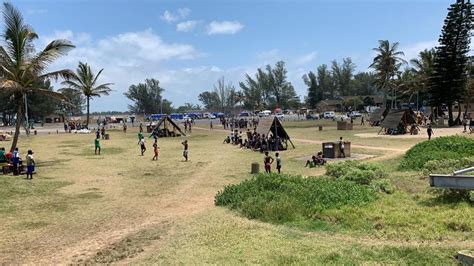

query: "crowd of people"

left=223, top=128, right=288, bottom=152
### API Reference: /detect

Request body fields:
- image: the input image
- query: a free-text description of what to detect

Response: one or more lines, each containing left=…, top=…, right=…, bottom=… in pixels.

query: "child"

left=427, top=125, right=434, bottom=140
left=95, top=137, right=101, bottom=155
left=96, top=129, right=100, bottom=139
left=139, top=137, right=146, bottom=156
left=101, top=127, right=106, bottom=139
left=182, top=140, right=189, bottom=161
left=275, top=152, right=282, bottom=174
left=12, top=147, right=20, bottom=175
left=264, top=151, right=274, bottom=173
left=123, top=123, right=127, bottom=133
left=339, top=137, right=345, bottom=158
left=26, top=150, right=35, bottom=179
left=137, top=131, right=144, bottom=144
left=152, top=143, right=159, bottom=161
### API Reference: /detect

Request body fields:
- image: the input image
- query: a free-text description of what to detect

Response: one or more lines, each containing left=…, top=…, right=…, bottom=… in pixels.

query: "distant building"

left=316, top=100, right=343, bottom=112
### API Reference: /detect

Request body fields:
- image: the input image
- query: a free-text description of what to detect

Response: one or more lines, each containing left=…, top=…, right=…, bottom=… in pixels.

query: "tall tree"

left=370, top=40, right=407, bottom=108
left=351, top=72, right=377, bottom=96
left=213, top=76, right=236, bottom=113
left=58, top=87, right=85, bottom=116
left=332, top=58, right=356, bottom=96
left=316, top=64, right=334, bottom=99
left=198, top=91, right=220, bottom=111
left=430, top=0, right=473, bottom=126
left=239, top=73, right=263, bottom=110
left=266, top=61, right=297, bottom=109
left=302, top=71, right=321, bottom=109
left=124, top=78, right=168, bottom=114
left=0, top=2, right=75, bottom=151
left=410, top=48, right=435, bottom=109
left=62, top=62, right=113, bottom=127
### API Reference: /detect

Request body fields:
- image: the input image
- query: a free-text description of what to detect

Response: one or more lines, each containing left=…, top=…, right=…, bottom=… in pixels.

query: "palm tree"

left=369, top=40, right=407, bottom=108
left=62, top=62, right=113, bottom=127
left=410, top=48, right=435, bottom=111
left=0, top=2, right=75, bottom=151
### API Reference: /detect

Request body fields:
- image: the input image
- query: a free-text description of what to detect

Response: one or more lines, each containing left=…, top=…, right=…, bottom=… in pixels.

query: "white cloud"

left=40, top=29, right=200, bottom=111
left=160, top=8, right=191, bottom=23
left=294, top=51, right=317, bottom=65
left=207, top=21, right=244, bottom=35
left=401, top=40, right=437, bottom=61
left=176, top=20, right=200, bottom=32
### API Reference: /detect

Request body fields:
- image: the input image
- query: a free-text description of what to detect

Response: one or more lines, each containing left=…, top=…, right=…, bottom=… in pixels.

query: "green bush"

left=215, top=174, right=377, bottom=224
left=422, top=157, right=474, bottom=175
left=370, top=179, right=395, bottom=194
left=400, top=136, right=474, bottom=170
left=325, top=161, right=387, bottom=185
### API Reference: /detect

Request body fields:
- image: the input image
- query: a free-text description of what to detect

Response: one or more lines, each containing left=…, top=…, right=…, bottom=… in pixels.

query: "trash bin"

left=318, top=126, right=323, bottom=131
left=322, top=142, right=336, bottom=158
left=104, top=133, right=110, bottom=140
left=251, top=162, right=259, bottom=174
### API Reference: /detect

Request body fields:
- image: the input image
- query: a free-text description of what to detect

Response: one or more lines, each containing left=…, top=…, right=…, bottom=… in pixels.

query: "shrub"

left=215, top=174, right=377, bottom=224
left=399, top=136, right=474, bottom=170
left=326, top=161, right=387, bottom=185
left=370, top=179, right=395, bottom=194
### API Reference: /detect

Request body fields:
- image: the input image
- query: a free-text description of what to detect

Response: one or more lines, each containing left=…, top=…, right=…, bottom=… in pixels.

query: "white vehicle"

left=258, top=110, right=272, bottom=117
left=349, top=111, right=362, bottom=118
left=335, top=114, right=349, bottom=120
left=323, top=111, right=335, bottom=119
left=275, top=113, right=285, bottom=119
left=203, top=113, right=216, bottom=119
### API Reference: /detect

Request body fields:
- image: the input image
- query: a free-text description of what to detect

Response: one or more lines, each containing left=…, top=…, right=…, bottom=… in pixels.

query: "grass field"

left=0, top=120, right=472, bottom=264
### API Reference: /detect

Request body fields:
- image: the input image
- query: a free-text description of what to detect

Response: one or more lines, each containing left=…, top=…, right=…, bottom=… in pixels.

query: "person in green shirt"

left=137, top=131, right=144, bottom=144
left=0, top=147, right=6, bottom=163
left=95, top=138, right=101, bottom=155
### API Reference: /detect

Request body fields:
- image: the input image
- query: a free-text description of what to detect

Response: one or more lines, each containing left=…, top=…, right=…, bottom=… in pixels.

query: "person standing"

left=339, top=137, right=345, bottom=158
left=361, top=116, right=365, bottom=125
left=275, top=152, right=282, bottom=174
left=152, top=143, right=159, bottom=161
left=25, top=150, right=35, bottom=180
left=95, top=129, right=100, bottom=139
left=264, top=151, right=274, bottom=173
left=94, top=137, right=101, bottom=155
left=101, top=126, right=106, bottom=139
left=182, top=140, right=189, bottom=161
left=427, top=125, right=434, bottom=140
left=463, top=117, right=468, bottom=133
left=210, top=121, right=213, bottom=130
left=123, top=123, right=127, bottom=133
left=139, top=137, right=146, bottom=156
left=12, top=148, right=20, bottom=175
left=137, top=131, right=144, bottom=144
left=139, top=123, right=143, bottom=133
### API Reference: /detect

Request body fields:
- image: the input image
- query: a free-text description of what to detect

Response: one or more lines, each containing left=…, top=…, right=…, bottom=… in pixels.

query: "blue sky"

left=15, top=0, right=452, bottom=112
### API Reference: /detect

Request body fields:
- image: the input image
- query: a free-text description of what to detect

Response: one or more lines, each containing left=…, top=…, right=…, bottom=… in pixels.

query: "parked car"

left=349, top=111, right=362, bottom=118
left=323, top=111, right=335, bottom=119
left=306, top=113, right=319, bottom=120
left=258, top=110, right=272, bottom=117
left=275, top=113, right=285, bottom=119
left=239, top=111, right=250, bottom=117
left=203, top=113, right=216, bottom=119
left=335, top=114, right=349, bottom=120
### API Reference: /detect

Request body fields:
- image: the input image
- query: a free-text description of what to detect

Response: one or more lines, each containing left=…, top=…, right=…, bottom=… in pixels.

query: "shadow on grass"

left=418, top=188, right=474, bottom=207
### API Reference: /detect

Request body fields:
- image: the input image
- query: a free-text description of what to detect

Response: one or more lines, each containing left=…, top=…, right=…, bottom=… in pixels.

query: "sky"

left=14, top=0, right=454, bottom=112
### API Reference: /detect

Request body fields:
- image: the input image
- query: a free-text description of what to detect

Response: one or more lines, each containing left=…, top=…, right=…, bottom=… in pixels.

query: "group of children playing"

left=0, top=147, right=35, bottom=179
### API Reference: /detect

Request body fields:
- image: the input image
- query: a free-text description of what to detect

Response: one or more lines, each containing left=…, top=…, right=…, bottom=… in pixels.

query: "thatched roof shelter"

left=256, top=116, right=294, bottom=148
left=380, top=109, right=417, bottom=130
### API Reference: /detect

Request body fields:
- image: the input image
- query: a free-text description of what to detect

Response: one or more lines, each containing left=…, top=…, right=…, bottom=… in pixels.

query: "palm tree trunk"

left=10, top=98, right=24, bottom=152
left=86, top=96, right=90, bottom=128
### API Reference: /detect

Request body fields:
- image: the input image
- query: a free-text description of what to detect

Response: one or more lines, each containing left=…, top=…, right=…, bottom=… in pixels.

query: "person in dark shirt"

left=182, top=140, right=189, bottom=161
left=427, top=125, right=434, bottom=140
